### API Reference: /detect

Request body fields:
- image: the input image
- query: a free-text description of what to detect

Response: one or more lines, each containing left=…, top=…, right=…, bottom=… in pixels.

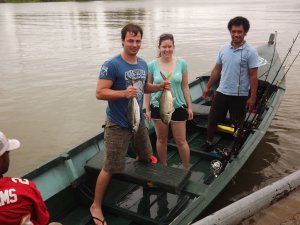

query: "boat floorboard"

left=77, top=176, right=193, bottom=225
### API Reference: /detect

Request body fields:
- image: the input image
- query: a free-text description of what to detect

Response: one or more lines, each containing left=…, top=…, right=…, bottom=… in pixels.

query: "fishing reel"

left=210, top=160, right=222, bottom=177
left=251, top=117, right=262, bottom=129
left=233, top=127, right=244, bottom=138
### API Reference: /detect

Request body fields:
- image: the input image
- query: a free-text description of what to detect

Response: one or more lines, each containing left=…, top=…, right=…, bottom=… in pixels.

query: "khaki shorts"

left=103, top=120, right=153, bottom=173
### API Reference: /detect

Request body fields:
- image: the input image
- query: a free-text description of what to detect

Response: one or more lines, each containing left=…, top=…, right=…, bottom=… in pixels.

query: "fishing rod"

left=257, top=31, right=299, bottom=102
left=268, top=31, right=300, bottom=87
left=205, top=32, right=300, bottom=181
left=250, top=31, right=300, bottom=124
left=233, top=31, right=300, bottom=149
left=256, top=31, right=299, bottom=111
left=227, top=33, right=278, bottom=153
left=263, top=31, right=277, bottom=82
left=277, top=49, right=300, bottom=86
left=235, top=32, right=278, bottom=137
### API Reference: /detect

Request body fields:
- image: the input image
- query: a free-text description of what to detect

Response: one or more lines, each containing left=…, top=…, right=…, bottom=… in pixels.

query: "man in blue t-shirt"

left=202, top=16, right=258, bottom=152
left=90, top=23, right=170, bottom=225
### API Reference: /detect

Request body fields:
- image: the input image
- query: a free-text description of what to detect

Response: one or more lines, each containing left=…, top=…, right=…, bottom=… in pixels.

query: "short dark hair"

left=121, top=23, right=143, bottom=41
left=227, top=16, right=250, bottom=33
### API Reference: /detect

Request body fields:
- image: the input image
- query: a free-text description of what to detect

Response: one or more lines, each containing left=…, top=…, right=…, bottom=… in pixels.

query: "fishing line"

left=277, top=49, right=300, bottom=86
left=269, top=31, right=300, bottom=87
left=253, top=32, right=298, bottom=117
left=254, top=31, right=300, bottom=119
left=238, top=47, right=243, bottom=96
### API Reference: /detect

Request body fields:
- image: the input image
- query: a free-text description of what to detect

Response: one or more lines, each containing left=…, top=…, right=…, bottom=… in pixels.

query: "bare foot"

left=90, top=203, right=106, bottom=225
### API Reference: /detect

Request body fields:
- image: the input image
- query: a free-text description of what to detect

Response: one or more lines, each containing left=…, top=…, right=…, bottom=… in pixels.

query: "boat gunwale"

left=23, top=132, right=104, bottom=180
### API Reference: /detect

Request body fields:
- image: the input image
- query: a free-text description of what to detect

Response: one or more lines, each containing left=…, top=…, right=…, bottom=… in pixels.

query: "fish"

left=159, top=72, right=175, bottom=124
left=127, top=80, right=140, bottom=133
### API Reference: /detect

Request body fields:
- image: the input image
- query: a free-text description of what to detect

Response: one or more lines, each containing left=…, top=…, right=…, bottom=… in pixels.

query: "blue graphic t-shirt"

left=99, top=54, right=148, bottom=128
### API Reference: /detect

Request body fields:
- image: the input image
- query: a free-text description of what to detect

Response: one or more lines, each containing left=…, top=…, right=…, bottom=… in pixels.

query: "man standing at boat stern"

left=90, top=23, right=170, bottom=225
left=202, top=16, right=258, bottom=152
left=0, top=131, right=50, bottom=225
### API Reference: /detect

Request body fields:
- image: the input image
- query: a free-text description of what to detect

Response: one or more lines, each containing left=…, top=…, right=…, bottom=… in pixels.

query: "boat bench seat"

left=191, top=103, right=211, bottom=117
left=85, top=151, right=191, bottom=194
left=191, top=103, right=256, bottom=122
left=192, top=103, right=231, bottom=120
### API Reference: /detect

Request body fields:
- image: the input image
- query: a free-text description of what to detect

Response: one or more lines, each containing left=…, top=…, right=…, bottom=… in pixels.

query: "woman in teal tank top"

left=145, top=33, right=193, bottom=170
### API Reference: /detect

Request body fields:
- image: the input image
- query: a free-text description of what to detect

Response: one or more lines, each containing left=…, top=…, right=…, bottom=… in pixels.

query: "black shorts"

left=150, top=105, right=188, bottom=122
left=209, top=92, right=248, bottom=126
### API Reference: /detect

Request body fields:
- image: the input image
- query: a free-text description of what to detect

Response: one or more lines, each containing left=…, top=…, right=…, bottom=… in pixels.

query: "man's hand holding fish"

left=124, top=85, right=138, bottom=99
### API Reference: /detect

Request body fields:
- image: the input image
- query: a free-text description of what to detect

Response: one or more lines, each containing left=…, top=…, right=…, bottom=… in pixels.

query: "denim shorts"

left=103, top=120, right=153, bottom=173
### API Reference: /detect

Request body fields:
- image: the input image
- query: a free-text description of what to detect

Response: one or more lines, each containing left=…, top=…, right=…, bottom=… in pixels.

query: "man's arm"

left=246, top=67, right=258, bottom=110
left=96, top=79, right=137, bottom=100
left=202, top=64, right=222, bottom=99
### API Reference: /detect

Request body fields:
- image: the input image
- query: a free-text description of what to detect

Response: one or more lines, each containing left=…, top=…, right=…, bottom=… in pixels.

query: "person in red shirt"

left=0, top=131, right=50, bottom=225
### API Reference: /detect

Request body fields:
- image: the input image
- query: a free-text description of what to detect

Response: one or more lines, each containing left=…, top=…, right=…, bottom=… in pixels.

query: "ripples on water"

left=0, top=0, right=300, bottom=223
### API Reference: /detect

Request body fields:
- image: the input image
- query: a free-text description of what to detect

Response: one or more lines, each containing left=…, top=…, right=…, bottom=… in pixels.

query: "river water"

left=0, top=0, right=299, bottom=224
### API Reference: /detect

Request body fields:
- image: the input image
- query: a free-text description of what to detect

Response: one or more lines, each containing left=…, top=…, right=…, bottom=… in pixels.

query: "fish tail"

left=160, top=71, right=167, bottom=80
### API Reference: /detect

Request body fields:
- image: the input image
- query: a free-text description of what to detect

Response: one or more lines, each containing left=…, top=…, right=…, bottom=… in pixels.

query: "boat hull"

left=22, top=34, right=285, bottom=225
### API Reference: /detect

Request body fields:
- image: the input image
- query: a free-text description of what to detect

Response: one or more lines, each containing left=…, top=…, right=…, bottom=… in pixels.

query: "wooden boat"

left=22, top=33, right=285, bottom=225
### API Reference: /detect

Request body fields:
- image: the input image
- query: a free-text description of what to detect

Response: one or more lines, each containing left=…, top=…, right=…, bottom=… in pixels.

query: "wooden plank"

left=85, top=152, right=191, bottom=194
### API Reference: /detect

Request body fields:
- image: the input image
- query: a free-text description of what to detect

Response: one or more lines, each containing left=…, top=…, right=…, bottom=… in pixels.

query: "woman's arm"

left=182, top=70, right=193, bottom=120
